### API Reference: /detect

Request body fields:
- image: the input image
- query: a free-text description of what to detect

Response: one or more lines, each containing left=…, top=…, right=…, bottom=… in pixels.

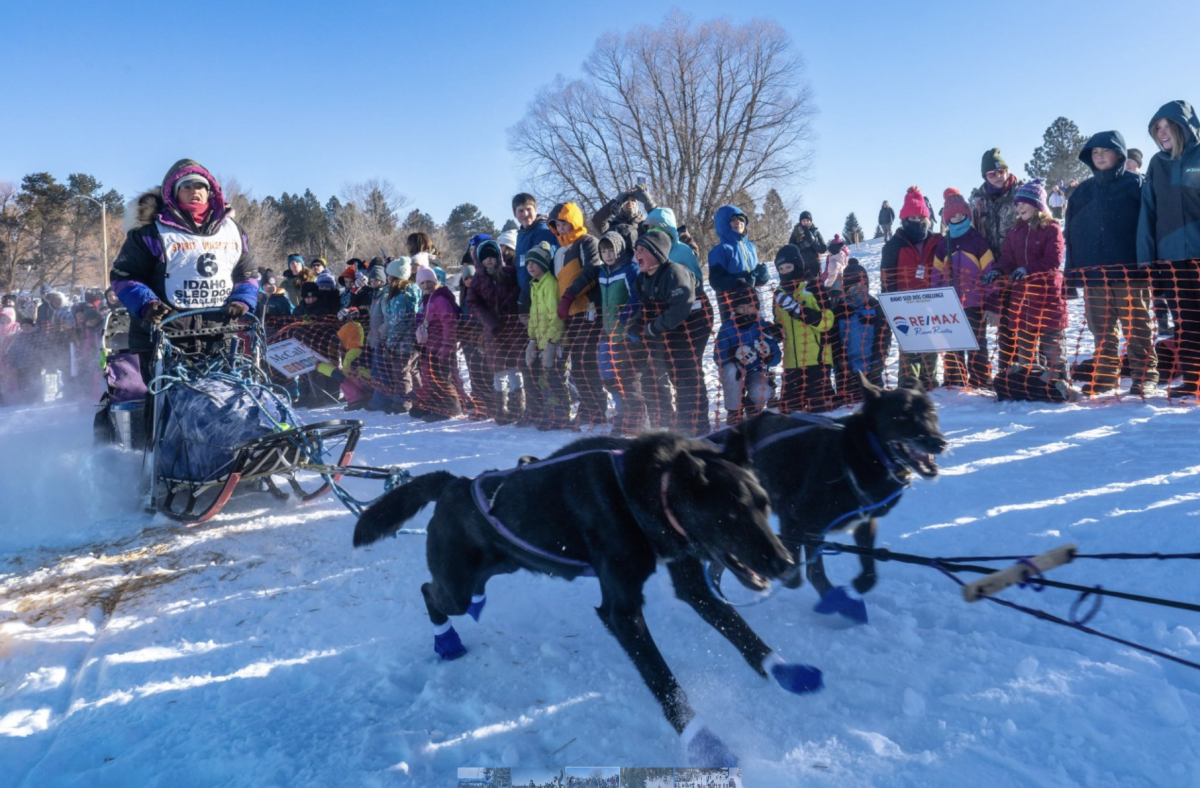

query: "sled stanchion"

left=962, top=544, right=1078, bottom=602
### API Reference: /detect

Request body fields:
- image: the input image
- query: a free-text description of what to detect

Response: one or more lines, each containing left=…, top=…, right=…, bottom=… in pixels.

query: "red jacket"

left=984, top=218, right=1067, bottom=332
left=880, top=231, right=942, bottom=292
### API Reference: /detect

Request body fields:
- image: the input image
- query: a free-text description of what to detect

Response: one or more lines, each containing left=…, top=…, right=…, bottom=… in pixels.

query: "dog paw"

left=684, top=725, right=739, bottom=767
left=467, top=594, right=486, bottom=622
left=852, top=573, right=877, bottom=595
left=814, top=586, right=869, bottom=624
left=434, top=626, right=467, bottom=660
left=770, top=661, right=824, bottom=694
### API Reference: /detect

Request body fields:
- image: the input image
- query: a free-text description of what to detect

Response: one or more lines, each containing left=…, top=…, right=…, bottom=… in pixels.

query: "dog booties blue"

left=467, top=594, right=486, bottom=622
left=684, top=722, right=738, bottom=767
left=434, top=626, right=467, bottom=660
left=814, top=585, right=868, bottom=624
left=771, top=661, right=824, bottom=694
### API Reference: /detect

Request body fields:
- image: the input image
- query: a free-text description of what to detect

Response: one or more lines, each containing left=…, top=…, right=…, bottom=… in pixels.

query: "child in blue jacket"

left=707, top=205, right=768, bottom=320
left=714, top=287, right=781, bottom=425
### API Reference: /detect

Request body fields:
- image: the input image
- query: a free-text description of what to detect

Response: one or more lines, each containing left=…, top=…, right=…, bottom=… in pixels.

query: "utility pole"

left=74, top=194, right=110, bottom=290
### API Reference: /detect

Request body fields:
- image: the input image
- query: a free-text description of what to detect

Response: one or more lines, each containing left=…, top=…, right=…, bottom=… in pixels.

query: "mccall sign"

left=876, top=287, right=978, bottom=353
left=265, top=338, right=327, bottom=377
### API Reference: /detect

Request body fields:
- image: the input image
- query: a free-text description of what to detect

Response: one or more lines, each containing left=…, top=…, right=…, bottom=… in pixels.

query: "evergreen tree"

left=1026, top=117, right=1091, bottom=186
left=401, top=208, right=437, bottom=235
left=443, top=203, right=496, bottom=256
left=843, top=212, right=864, bottom=244
left=874, top=224, right=885, bottom=239
left=755, top=188, right=792, bottom=259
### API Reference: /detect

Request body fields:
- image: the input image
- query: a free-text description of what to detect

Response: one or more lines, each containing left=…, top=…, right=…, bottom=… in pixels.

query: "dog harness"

left=470, top=449, right=689, bottom=577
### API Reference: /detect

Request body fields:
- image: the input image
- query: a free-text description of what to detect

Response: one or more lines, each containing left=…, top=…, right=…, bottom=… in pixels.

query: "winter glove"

left=143, top=301, right=173, bottom=323
left=557, top=293, right=574, bottom=321
left=800, top=306, right=824, bottom=326
left=223, top=301, right=249, bottom=319
left=354, top=273, right=368, bottom=290
left=734, top=344, right=756, bottom=367
left=773, top=289, right=802, bottom=318
left=337, top=307, right=360, bottom=321
left=980, top=269, right=1001, bottom=285
left=524, top=339, right=537, bottom=368
left=753, top=337, right=773, bottom=359
left=1009, top=266, right=1029, bottom=281
left=631, top=183, right=656, bottom=211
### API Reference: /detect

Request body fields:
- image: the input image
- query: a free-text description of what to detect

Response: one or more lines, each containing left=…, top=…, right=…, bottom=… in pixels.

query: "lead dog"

left=713, top=375, right=948, bottom=622
left=353, top=431, right=820, bottom=766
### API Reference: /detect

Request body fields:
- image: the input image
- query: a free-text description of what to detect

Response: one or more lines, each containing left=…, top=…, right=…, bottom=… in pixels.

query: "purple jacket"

left=420, top=286, right=460, bottom=358
left=931, top=226, right=995, bottom=309
left=983, top=219, right=1067, bottom=333
left=466, top=264, right=519, bottom=335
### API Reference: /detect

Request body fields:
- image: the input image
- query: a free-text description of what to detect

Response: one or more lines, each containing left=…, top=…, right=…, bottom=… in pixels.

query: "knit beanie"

left=459, top=264, right=476, bottom=284
left=386, top=256, right=412, bottom=281
left=369, top=265, right=388, bottom=284
left=316, top=271, right=336, bottom=290
left=1126, top=148, right=1143, bottom=168
left=300, top=282, right=321, bottom=298
left=981, top=148, right=1008, bottom=177
left=261, top=270, right=278, bottom=287
left=827, top=234, right=847, bottom=256
left=1013, top=178, right=1049, bottom=213
left=497, top=229, right=519, bottom=250
left=524, top=242, right=554, bottom=274
left=842, top=259, right=868, bottom=287
left=287, top=254, right=304, bottom=265
left=415, top=266, right=438, bottom=285
left=798, top=211, right=813, bottom=222
left=635, top=229, right=673, bottom=266
left=899, top=186, right=930, bottom=220
left=942, top=188, right=972, bottom=221
left=340, top=266, right=357, bottom=282
left=476, top=240, right=502, bottom=263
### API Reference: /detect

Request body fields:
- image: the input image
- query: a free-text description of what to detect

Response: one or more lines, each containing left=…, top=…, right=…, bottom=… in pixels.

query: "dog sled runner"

left=99, top=308, right=404, bottom=525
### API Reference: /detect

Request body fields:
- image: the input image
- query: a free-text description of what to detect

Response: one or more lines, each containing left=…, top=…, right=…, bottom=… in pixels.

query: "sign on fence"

left=265, top=338, right=326, bottom=377
left=876, top=287, right=978, bottom=353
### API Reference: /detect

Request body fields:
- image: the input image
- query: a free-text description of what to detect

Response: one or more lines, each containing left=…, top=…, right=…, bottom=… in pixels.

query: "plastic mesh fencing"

left=4, top=259, right=1197, bottom=425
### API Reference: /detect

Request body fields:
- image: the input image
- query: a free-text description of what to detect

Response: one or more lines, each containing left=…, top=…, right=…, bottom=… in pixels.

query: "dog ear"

left=860, top=371, right=883, bottom=403
left=718, top=426, right=752, bottom=467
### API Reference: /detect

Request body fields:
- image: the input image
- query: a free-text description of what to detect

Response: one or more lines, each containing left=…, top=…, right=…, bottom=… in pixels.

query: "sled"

left=122, top=308, right=401, bottom=525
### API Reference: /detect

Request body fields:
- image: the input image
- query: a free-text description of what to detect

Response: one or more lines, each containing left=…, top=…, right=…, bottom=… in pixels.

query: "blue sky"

left=4, top=0, right=1198, bottom=250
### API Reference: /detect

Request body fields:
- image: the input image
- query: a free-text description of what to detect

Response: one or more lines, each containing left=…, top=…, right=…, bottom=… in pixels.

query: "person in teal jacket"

left=707, top=204, right=769, bottom=320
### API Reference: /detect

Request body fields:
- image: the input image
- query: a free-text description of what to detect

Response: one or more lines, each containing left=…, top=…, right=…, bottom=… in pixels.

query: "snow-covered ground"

left=2, top=246, right=1198, bottom=788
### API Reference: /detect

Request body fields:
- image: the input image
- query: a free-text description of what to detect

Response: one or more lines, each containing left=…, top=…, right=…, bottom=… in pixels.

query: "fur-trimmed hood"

left=124, top=159, right=233, bottom=233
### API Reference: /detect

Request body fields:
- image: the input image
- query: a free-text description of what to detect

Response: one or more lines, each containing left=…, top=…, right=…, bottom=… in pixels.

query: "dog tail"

left=353, top=470, right=459, bottom=547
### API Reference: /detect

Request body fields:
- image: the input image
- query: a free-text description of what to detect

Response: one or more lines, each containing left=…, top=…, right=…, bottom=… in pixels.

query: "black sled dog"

left=353, top=431, right=820, bottom=766
left=712, top=375, right=948, bottom=623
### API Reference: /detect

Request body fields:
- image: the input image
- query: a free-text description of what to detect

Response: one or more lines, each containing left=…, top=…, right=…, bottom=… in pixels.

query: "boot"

left=504, top=388, right=526, bottom=426
left=519, top=386, right=543, bottom=428
left=492, top=391, right=513, bottom=424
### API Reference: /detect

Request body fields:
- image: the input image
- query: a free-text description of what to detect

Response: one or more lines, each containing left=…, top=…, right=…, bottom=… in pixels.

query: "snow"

left=2, top=245, right=1199, bottom=788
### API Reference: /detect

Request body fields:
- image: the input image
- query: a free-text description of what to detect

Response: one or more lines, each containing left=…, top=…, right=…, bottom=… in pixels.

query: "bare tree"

left=339, top=179, right=411, bottom=260
left=508, top=11, right=816, bottom=251
left=223, top=177, right=287, bottom=275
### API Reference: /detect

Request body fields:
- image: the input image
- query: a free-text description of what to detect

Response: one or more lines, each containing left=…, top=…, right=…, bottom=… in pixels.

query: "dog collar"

left=660, top=472, right=688, bottom=538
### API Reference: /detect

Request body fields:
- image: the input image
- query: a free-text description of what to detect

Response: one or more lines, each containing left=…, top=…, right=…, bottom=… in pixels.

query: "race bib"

left=157, top=219, right=244, bottom=309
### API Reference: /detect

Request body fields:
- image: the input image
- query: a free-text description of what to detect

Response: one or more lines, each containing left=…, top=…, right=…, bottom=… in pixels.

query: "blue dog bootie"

left=683, top=718, right=739, bottom=767
left=813, top=585, right=869, bottom=624
left=433, top=622, right=467, bottom=660
left=466, top=594, right=486, bottom=622
left=763, top=653, right=823, bottom=694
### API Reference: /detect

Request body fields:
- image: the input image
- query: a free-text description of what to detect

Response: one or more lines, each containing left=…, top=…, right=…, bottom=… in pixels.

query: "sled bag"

left=155, top=377, right=286, bottom=484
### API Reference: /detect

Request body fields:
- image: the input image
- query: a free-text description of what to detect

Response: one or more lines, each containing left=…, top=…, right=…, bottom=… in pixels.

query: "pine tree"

left=843, top=212, right=864, bottom=245
left=755, top=188, right=792, bottom=259
left=443, top=203, right=496, bottom=256
left=874, top=224, right=885, bottom=239
left=1026, top=117, right=1091, bottom=187
left=401, top=208, right=437, bottom=235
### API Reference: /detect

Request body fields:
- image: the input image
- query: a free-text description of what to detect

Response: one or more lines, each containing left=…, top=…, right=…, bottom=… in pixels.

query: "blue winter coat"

left=714, top=318, right=781, bottom=373
left=707, top=205, right=768, bottom=293
left=1065, top=130, right=1145, bottom=280
left=1137, top=100, right=1200, bottom=263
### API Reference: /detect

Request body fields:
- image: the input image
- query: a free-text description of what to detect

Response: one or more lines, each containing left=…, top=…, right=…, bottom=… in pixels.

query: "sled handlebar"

left=962, top=543, right=1077, bottom=602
